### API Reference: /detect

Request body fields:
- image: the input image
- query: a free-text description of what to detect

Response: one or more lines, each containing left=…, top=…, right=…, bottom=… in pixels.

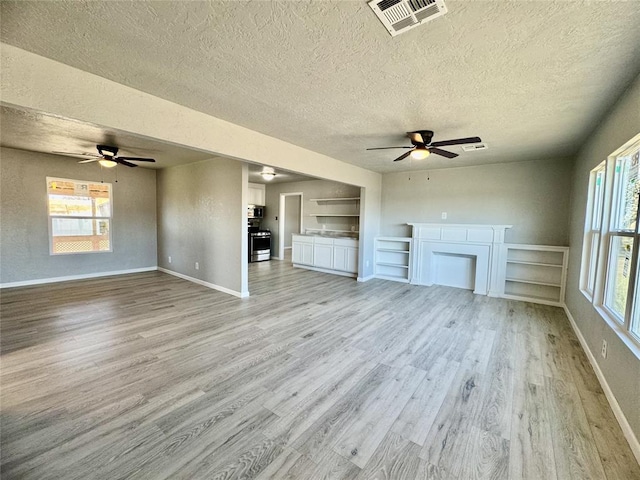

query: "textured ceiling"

left=0, top=106, right=214, bottom=168
left=2, top=1, right=640, bottom=173
left=1, top=105, right=318, bottom=182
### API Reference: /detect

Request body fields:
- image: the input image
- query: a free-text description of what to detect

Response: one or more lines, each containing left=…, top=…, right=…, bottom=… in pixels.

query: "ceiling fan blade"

left=430, top=136, right=481, bottom=147
left=429, top=147, right=458, bottom=159
left=393, top=150, right=413, bottom=162
left=53, top=151, right=101, bottom=158
left=116, top=157, right=156, bottom=162
left=78, top=158, right=99, bottom=164
left=366, top=146, right=413, bottom=150
left=116, top=159, right=138, bottom=168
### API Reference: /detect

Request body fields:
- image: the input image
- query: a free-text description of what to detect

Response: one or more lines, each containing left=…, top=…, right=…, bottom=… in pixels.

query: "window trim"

left=580, top=134, right=640, bottom=359
left=46, top=177, right=113, bottom=255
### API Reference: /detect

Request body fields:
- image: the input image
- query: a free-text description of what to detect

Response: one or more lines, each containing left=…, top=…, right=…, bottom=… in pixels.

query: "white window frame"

left=580, top=134, right=640, bottom=357
left=47, top=177, right=113, bottom=255
left=580, top=161, right=606, bottom=299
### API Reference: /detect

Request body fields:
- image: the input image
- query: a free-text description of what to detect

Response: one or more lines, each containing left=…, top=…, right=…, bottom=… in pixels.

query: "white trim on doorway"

left=278, top=192, right=304, bottom=260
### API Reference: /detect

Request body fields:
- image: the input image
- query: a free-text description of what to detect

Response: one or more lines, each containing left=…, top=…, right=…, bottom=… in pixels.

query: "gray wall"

left=262, top=179, right=361, bottom=257
left=283, top=195, right=300, bottom=248
left=380, top=157, right=573, bottom=245
left=0, top=147, right=157, bottom=284
left=157, top=156, right=245, bottom=295
left=566, top=74, right=640, bottom=439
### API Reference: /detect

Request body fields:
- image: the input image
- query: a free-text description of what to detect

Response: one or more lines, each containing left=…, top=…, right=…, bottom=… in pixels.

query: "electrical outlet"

left=601, top=339, right=607, bottom=359
left=168, top=256, right=172, bottom=264
left=366, top=260, right=370, bottom=268
left=195, top=262, right=199, bottom=270
left=441, top=212, right=447, bottom=220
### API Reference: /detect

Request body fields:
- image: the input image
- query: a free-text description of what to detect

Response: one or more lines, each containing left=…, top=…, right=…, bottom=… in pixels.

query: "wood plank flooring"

left=1, top=259, right=639, bottom=479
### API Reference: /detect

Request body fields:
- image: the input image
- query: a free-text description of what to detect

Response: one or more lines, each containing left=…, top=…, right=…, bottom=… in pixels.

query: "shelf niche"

left=501, top=244, right=569, bottom=306
left=375, top=237, right=412, bottom=283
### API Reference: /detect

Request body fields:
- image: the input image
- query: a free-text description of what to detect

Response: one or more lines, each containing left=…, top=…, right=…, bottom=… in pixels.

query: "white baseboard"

left=0, top=267, right=158, bottom=289
left=563, top=305, right=640, bottom=464
left=292, top=264, right=356, bottom=278
left=158, top=267, right=248, bottom=298
left=357, top=274, right=376, bottom=282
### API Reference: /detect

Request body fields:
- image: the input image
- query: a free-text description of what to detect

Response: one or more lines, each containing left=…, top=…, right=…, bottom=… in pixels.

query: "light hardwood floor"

left=1, top=259, right=639, bottom=479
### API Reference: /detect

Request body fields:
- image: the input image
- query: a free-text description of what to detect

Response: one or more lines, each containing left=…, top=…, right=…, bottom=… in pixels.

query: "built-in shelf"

left=309, top=197, right=360, bottom=202
left=501, top=244, right=569, bottom=306
left=507, top=260, right=563, bottom=267
left=505, top=277, right=562, bottom=288
left=377, top=248, right=410, bottom=254
left=308, top=214, right=360, bottom=217
left=305, top=228, right=358, bottom=234
left=377, top=262, right=409, bottom=269
left=375, top=237, right=412, bottom=283
left=308, top=197, right=360, bottom=230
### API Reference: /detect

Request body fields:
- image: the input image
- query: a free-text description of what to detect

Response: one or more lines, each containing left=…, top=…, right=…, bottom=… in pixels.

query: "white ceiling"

left=1, top=105, right=318, bottom=182
left=1, top=1, right=640, bottom=173
left=0, top=106, right=214, bottom=168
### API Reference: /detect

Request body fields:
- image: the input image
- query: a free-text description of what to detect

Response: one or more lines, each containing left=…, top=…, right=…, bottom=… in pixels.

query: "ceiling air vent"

left=462, top=143, right=488, bottom=152
left=368, top=0, right=448, bottom=37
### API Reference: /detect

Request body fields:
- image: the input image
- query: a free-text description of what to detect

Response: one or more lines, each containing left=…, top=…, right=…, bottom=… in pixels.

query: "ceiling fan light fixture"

left=98, top=159, right=117, bottom=168
left=261, top=167, right=276, bottom=181
left=410, top=148, right=430, bottom=160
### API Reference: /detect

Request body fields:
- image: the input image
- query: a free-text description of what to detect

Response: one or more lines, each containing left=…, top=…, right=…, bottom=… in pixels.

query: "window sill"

left=579, top=288, right=594, bottom=303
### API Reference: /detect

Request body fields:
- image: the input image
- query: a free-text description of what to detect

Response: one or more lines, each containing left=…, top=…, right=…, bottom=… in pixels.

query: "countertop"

left=294, top=232, right=359, bottom=239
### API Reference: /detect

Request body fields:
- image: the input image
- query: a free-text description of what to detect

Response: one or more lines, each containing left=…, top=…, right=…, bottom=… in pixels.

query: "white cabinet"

left=292, top=235, right=314, bottom=266
left=333, top=240, right=358, bottom=273
left=313, top=237, right=334, bottom=269
left=292, top=235, right=358, bottom=276
left=501, top=244, right=569, bottom=306
left=248, top=183, right=265, bottom=206
left=375, top=237, right=411, bottom=283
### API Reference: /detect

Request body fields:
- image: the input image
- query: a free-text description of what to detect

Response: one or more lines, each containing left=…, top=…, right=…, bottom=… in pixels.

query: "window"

left=582, top=161, right=605, bottom=297
left=47, top=177, right=112, bottom=254
left=581, top=134, right=640, bottom=343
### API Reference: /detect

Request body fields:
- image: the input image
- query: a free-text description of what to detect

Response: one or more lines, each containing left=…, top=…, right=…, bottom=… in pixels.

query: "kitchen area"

left=247, top=165, right=361, bottom=278
left=247, top=182, right=271, bottom=263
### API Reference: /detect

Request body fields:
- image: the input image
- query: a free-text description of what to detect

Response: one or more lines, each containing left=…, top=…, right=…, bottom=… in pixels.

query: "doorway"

left=278, top=192, right=303, bottom=260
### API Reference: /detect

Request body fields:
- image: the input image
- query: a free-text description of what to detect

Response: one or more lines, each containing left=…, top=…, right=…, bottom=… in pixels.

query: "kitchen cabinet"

left=292, top=235, right=314, bottom=266
left=313, top=237, right=334, bottom=269
left=248, top=183, right=265, bottom=206
left=333, top=241, right=358, bottom=273
left=292, top=235, right=358, bottom=276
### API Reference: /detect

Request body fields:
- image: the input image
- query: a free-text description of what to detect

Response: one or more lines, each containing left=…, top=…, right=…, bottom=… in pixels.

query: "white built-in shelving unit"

left=307, top=197, right=360, bottom=234
left=375, top=237, right=412, bottom=283
left=502, top=244, right=569, bottom=306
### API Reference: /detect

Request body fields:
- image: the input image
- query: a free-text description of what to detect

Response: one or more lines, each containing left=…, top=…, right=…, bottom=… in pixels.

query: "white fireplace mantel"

left=407, top=223, right=512, bottom=296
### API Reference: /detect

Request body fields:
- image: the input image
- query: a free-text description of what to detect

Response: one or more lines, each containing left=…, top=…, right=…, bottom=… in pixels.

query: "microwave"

left=248, top=205, right=264, bottom=218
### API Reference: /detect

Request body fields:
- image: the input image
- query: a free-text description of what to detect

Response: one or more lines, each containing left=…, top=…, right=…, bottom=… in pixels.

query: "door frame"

left=278, top=192, right=303, bottom=260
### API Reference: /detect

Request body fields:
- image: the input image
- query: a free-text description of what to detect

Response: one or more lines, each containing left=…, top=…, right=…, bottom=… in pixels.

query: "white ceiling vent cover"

left=368, top=0, right=448, bottom=37
left=462, top=143, right=488, bottom=152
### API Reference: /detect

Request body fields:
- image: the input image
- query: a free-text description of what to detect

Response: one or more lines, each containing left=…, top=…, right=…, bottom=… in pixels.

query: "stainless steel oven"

left=249, top=230, right=271, bottom=262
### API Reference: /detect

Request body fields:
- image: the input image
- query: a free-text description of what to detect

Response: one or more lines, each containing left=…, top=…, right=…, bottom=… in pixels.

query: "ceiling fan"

left=53, top=144, right=156, bottom=168
left=367, top=130, right=482, bottom=162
